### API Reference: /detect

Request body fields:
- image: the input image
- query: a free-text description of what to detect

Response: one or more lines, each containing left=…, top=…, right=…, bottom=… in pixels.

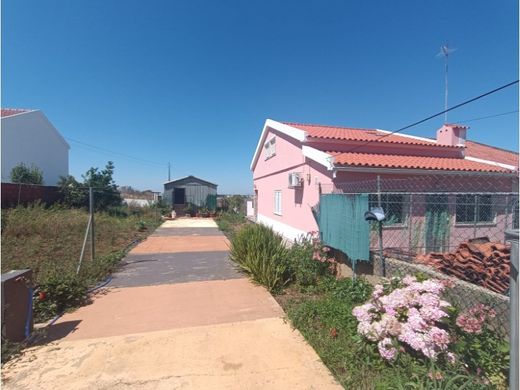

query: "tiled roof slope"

left=465, top=141, right=518, bottom=168
left=1, top=108, right=33, bottom=117
left=286, top=122, right=459, bottom=148
left=330, top=151, right=514, bottom=173
left=282, top=121, right=517, bottom=173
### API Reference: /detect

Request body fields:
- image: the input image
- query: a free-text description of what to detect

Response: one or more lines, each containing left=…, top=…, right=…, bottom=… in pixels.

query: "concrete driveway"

left=3, top=218, right=340, bottom=389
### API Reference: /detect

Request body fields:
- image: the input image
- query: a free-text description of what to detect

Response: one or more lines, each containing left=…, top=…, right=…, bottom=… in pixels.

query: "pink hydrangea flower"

left=378, top=338, right=397, bottom=361
left=456, top=304, right=496, bottom=334
left=352, top=275, right=453, bottom=361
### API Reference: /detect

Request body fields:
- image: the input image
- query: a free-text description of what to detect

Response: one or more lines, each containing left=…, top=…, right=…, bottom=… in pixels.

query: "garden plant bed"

left=276, top=277, right=506, bottom=389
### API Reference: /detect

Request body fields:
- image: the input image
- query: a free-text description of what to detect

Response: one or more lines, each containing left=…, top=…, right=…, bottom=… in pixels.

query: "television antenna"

left=437, top=43, right=456, bottom=123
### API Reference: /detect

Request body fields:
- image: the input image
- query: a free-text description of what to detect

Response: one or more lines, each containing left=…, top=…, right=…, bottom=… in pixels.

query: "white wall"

left=256, top=213, right=307, bottom=242
left=246, top=200, right=254, bottom=217
left=1, top=111, right=69, bottom=185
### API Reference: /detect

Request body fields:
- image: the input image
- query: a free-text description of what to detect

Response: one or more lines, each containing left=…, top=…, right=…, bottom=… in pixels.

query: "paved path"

left=3, top=218, right=340, bottom=389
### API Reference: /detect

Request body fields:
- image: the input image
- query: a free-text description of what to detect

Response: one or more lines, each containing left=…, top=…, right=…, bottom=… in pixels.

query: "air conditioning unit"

left=288, top=172, right=302, bottom=188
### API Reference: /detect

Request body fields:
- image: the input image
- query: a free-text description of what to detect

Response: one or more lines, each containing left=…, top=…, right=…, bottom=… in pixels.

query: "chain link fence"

left=321, top=173, right=518, bottom=337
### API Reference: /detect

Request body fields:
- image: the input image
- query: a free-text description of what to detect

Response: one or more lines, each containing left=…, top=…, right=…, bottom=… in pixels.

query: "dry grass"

left=1, top=204, right=161, bottom=284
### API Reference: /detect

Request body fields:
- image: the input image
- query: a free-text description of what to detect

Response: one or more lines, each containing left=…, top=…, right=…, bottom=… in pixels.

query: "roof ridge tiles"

left=282, top=121, right=377, bottom=132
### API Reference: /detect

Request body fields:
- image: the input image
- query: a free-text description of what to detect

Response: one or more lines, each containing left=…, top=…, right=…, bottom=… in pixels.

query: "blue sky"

left=2, top=0, right=518, bottom=194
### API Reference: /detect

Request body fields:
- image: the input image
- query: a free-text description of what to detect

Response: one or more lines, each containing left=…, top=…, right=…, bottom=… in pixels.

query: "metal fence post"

left=376, top=175, right=385, bottom=276
left=506, top=229, right=518, bottom=390
left=89, top=187, right=95, bottom=261
left=473, top=194, right=478, bottom=238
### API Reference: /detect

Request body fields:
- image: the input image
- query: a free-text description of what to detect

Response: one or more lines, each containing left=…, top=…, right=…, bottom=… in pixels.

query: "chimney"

left=436, top=124, right=469, bottom=147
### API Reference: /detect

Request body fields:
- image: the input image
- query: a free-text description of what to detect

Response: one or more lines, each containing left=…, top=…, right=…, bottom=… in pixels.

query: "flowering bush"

left=456, top=304, right=496, bottom=334
left=287, top=232, right=336, bottom=289
left=309, top=231, right=337, bottom=273
left=352, top=275, right=453, bottom=361
left=454, top=304, right=509, bottom=388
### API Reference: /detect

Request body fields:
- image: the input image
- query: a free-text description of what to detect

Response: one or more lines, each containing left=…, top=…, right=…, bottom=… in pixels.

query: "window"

left=368, top=194, right=406, bottom=224
left=264, top=137, right=276, bottom=160
left=456, top=194, right=494, bottom=224
left=274, top=190, right=282, bottom=215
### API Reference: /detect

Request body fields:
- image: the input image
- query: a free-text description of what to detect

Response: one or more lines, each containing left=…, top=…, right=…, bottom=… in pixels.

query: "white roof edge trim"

left=250, top=119, right=307, bottom=171
left=376, top=129, right=437, bottom=144
left=465, top=156, right=517, bottom=171
left=0, top=109, right=38, bottom=119
left=334, top=166, right=515, bottom=176
left=302, top=146, right=334, bottom=170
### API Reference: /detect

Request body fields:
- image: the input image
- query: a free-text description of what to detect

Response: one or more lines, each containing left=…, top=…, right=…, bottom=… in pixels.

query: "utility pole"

left=168, top=162, right=171, bottom=181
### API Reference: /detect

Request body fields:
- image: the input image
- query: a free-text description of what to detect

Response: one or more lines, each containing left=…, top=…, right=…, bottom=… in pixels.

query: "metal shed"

left=163, top=175, right=217, bottom=210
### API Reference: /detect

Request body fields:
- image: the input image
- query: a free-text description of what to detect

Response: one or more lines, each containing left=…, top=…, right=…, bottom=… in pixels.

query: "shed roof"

left=164, top=175, right=217, bottom=187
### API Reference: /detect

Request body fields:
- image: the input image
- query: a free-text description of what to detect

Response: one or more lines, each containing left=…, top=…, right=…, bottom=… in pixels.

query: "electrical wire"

left=329, top=80, right=519, bottom=158
left=65, top=137, right=165, bottom=168
left=451, top=110, right=519, bottom=124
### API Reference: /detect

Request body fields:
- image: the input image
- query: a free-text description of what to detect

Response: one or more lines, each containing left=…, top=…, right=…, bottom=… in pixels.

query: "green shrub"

left=318, top=277, right=373, bottom=304
left=10, top=163, right=43, bottom=185
left=453, top=325, right=509, bottom=388
left=33, top=273, right=88, bottom=322
left=287, top=234, right=331, bottom=289
left=229, top=224, right=290, bottom=291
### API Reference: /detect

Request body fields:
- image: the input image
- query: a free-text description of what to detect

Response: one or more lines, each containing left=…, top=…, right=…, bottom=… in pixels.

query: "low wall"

left=385, top=256, right=510, bottom=338
left=1, top=183, right=63, bottom=208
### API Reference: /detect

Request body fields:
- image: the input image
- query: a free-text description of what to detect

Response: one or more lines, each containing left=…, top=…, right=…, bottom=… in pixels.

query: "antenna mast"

left=437, top=43, right=456, bottom=123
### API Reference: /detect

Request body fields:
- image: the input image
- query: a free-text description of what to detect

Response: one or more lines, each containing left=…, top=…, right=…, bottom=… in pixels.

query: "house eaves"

left=250, top=119, right=306, bottom=171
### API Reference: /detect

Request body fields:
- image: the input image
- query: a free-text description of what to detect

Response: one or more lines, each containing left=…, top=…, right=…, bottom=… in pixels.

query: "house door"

left=424, top=194, right=450, bottom=253
left=174, top=188, right=186, bottom=204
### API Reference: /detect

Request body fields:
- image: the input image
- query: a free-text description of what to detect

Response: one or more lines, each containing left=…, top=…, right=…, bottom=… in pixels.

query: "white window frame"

left=264, top=137, right=276, bottom=160
left=274, top=190, right=282, bottom=215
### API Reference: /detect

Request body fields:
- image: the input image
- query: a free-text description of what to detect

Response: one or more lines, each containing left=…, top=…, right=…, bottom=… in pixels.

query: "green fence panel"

left=205, top=194, right=217, bottom=210
left=318, top=194, right=370, bottom=263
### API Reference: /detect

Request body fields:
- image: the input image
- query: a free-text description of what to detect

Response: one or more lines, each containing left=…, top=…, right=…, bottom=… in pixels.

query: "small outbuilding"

left=163, top=175, right=217, bottom=213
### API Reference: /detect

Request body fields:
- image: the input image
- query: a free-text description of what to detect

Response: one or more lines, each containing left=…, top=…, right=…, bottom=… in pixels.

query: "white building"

left=1, top=109, right=69, bottom=185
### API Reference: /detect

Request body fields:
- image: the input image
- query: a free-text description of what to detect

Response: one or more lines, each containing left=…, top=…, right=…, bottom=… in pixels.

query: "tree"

left=57, top=175, right=87, bottom=208
left=58, top=161, right=122, bottom=211
left=82, top=161, right=121, bottom=211
left=10, top=163, right=44, bottom=185
left=228, top=195, right=245, bottom=214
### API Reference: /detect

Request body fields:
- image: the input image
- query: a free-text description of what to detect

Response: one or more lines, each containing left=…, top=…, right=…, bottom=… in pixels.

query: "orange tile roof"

left=331, top=152, right=515, bottom=173
left=1, top=108, right=32, bottom=117
left=465, top=141, right=518, bottom=168
left=285, top=122, right=460, bottom=148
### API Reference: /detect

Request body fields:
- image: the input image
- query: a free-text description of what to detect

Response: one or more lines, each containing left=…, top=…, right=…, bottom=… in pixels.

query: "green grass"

left=215, top=211, right=249, bottom=239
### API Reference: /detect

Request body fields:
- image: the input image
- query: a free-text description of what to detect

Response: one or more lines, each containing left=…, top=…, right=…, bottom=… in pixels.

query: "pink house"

left=250, top=119, right=518, bottom=256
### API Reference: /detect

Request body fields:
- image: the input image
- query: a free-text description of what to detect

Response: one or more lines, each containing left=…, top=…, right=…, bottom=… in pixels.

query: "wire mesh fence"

left=320, top=173, right=518, bottom=337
